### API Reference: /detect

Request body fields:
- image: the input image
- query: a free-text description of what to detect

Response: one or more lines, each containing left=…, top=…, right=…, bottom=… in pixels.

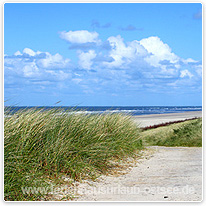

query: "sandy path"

left=132, top=111, right=202, bottom=127
left=71, top=112, right=202, bottom=201
left=75, top=146, right=202, bottom=201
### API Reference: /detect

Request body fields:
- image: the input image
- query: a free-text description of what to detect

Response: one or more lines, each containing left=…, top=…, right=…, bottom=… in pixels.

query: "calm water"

left=5, top=106, right=202, bottom=116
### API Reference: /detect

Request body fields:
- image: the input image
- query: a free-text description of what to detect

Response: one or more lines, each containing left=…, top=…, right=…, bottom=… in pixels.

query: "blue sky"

left=4, top=3, right=202, bottom=106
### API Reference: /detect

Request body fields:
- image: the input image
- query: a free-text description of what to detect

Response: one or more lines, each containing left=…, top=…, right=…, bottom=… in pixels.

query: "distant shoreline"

left=132, top=111, right=202, bottom=127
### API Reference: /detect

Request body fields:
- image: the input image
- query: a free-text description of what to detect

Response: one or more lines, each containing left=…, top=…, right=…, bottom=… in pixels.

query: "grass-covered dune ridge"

left=141, top=118, right=202, bottom=147
left=4, top=108, right=143, bottom=200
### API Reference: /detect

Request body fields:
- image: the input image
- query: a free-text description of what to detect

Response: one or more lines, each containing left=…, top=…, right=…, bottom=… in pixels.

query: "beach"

left=132, top=111, right=202, bottom=127
left=75, top=146, right=202, bottom=201
left=4, top=110, right=202, bottom=201
left=73, top=111, right=202, bottom=201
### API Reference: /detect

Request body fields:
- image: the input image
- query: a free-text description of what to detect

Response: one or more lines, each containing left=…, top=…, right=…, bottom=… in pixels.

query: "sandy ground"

left=69, top=111, right=202, bottom=202
left=74, top=146, right=202, bottom=201
left=132, top=111, right=202, bottom=127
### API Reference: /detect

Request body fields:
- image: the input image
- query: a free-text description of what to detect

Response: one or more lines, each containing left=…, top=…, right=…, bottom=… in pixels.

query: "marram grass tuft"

left=4, top=108, right=143, bottom=200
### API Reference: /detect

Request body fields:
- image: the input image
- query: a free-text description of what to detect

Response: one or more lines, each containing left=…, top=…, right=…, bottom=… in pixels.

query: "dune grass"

left=4, top=107, right=202, bottom=201
left=140, top=118, right=202, bottom=147
left=4, top=108, right=143, bottom=201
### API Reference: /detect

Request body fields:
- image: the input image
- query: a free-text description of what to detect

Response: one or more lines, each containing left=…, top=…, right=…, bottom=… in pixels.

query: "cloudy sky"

left=4, top=3, right=202, bottom=106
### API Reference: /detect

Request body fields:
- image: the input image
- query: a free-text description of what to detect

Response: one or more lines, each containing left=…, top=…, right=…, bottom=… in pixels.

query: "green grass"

left=4, top=108, right=143, bottom=201
left=140, top=118, right=202, bottom=147
left=4, top=108, right=202, bottom=201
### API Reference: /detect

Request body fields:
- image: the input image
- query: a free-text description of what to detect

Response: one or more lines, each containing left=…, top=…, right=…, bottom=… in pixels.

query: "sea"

left=4, top=106, right=202, bottom=116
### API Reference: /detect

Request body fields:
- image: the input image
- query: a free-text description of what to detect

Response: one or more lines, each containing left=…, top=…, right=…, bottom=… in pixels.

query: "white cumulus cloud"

left=37, top=52, right=70, bottom=69
left=14, top=51, right=22, bottom=56
left=180, top=69, right=193, bottom=78
left=23, top=48, right=36, bottom=56
left=104, top=35, right=148, bottom=68
left=59, top=30, right=100, bottom=44
left=140, top=36, right=179, bottom=67
left=4, top=48, right=72, bottom=83
left=181, top=58, right=198, bottom=64
left=5, top=33, right=202, bottom=96
left=78, top=50, right=96, bottom=70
